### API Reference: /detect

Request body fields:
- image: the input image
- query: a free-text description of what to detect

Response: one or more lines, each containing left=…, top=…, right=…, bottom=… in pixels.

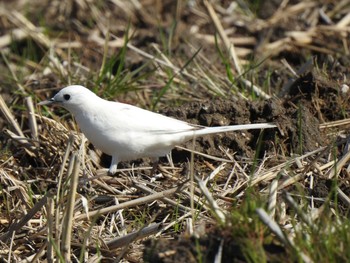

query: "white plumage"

left=39, top=85, right=276, bottom=174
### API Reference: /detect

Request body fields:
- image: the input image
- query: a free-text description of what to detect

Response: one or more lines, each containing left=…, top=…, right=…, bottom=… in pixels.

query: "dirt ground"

left=1, top=0, right=350, bottom=262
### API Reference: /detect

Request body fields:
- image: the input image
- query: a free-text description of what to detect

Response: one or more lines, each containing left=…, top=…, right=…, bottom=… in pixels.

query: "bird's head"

left=39, top=85, right=98, bottom=114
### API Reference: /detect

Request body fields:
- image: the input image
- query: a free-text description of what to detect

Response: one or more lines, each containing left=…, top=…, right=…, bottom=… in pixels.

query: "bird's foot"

left=108, top=164, right=118, bottom=175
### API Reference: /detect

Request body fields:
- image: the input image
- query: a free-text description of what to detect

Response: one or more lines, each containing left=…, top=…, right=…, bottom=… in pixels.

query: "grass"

left=1, top=0, right=350, bottom=262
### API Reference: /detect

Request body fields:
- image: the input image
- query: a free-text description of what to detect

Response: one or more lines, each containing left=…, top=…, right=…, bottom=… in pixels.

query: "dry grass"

left=1, top=0, right=350, bottom=262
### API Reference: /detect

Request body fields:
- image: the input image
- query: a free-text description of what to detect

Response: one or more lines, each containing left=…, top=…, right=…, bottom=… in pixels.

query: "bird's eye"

left=63, top=94, right=71, bottom=101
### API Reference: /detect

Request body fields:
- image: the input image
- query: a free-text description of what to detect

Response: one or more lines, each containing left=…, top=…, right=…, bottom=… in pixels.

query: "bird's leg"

left=108, top=155, right=119, bottom=175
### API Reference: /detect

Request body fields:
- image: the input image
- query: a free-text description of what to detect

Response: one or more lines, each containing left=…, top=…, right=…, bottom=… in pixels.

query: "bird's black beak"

left=38, top=98, right=56, bottom=106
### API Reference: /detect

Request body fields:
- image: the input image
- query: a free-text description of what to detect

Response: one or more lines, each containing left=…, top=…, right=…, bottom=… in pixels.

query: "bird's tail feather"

left=192, top=123, right=276, bottom=136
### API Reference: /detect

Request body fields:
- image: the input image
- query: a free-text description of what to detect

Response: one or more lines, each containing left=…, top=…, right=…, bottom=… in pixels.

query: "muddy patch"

left=160, top=95, right=323, bottom=162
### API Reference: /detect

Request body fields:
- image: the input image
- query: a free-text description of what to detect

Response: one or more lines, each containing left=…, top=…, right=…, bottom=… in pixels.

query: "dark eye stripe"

left=63, top=94, right=70, bottom=100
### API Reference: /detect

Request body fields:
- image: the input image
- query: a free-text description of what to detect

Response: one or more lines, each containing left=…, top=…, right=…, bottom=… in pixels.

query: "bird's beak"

left=38, top=98, right=55, bottom=106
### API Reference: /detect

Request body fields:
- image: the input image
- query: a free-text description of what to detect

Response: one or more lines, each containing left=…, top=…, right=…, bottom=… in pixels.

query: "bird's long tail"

left=192, top=123, right=276, bottom=136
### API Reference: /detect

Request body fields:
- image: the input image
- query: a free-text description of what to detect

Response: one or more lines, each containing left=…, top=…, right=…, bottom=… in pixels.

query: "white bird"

left=39, top=85, right=276, bottom=174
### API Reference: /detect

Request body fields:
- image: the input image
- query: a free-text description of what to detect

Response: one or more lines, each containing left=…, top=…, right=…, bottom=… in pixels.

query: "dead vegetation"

left=1, top=0, right=350, bottom=262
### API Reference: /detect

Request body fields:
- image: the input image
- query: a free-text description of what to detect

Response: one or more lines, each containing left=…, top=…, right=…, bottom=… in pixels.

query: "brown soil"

left=1, top=0, right=350, bottom=262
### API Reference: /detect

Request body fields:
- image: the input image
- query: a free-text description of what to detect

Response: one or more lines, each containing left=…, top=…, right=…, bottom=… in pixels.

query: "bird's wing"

left=107, top=101, right=200, bottom=134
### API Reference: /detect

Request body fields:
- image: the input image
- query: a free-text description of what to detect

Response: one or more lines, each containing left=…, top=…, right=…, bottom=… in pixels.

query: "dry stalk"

left=266, top=2, right=318, bottom=28
left=0, top=94, right=25, bottom=138
left=175, top=145, right=233, bottom=162
left=282, top=191, right=316, bottom=231
left=214, top=239, right=224, bottom=263
left=125, top=41, right=197, bottom=81
left=320, top=118, right=350, bottom=129
left=337, top=188, right=350, bottom=207
left=54, top=133, right=76, bottom=254
left=3, top=129, right=36, bottom=155
left=196, top=177, right=226, bottom=224
left=204, top=163, right=226, bottom=186
left=203, top=0, right=241, bottom=74
left=46, top=196, right=55, bottom=263
left=61, top=153, right=80, bottom=262
left=25, top=96, right=38, bottom=141
left=268, top=178, right=279, bottom=219
left=326, top=148, right=350, bottom=179
left=75, top=185, right=184, bottom=221
left=21, top=242, right=47, bottom=263
left=257, top=208, right=315, bottom=263
left=336, top=12, right=350, bottom=27
left=106, top=222, right=162, bottom=249
left=155, top=211, right=193, bottom=237
left=133, top=179, right=191, bottom=213
left=7, top=11, right=51, bottom=47
left=0, top=188, right=56, bottom=243
left=256, top=208, right=293, bottom=247
left=203, top=0, right=271, bottom=99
